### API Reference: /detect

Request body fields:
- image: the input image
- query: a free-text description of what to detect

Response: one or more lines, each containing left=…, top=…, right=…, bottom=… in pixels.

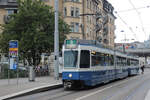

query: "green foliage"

left=0, top=0, right=70, bottom=66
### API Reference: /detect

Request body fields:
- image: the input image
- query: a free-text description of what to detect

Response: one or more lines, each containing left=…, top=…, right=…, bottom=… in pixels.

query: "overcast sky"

left=108, top=0, right=150, bottom=43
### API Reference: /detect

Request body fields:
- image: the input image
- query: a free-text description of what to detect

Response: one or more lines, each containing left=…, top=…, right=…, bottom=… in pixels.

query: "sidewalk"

left=0, top=76, right=62, bottom=100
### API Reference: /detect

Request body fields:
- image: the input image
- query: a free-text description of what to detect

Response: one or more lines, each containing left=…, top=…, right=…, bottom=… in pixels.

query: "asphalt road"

left=12, top=69, right=150, bottom=100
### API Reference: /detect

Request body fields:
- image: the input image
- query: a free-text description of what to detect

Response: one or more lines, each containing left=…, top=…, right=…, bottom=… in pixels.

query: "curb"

left=0, top=83, right=63, bottom=100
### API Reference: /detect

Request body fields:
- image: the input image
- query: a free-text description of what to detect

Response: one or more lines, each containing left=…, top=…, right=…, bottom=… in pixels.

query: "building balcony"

left=103, top=26, right=108, bottom=36
left=103, top=38, right=109, bottom=44
left=0, top=0, right=18, bottom=8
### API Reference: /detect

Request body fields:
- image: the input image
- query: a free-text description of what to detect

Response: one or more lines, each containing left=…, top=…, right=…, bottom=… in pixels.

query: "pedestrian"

left=141, top=64, right=145, bottom=74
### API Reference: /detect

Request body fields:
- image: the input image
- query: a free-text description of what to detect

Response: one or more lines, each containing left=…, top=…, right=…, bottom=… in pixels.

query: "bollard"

left=29, top=66, right=35, bottom=82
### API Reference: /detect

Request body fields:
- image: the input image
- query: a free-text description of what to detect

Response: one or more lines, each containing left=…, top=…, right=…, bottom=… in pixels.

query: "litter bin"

left=29, top=66, right=35, bottom=82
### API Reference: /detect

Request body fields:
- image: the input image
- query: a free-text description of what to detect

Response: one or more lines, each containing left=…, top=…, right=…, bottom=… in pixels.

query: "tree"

left=0, top=0, right=70, bottom=67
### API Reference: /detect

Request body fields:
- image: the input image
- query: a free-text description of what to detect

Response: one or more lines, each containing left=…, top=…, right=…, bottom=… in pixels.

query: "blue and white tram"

left=62, top=39, right=139, bottom=89
left=127, top=56, right=139, bottom=76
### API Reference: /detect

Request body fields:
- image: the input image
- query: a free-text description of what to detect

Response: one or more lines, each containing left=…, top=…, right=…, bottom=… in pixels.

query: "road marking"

left=75, top=76, right=139, bottom=100
left=145, top=90, right=150, bottom=100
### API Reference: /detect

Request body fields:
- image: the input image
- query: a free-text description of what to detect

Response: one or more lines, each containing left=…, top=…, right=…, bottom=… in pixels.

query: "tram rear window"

left=80, top=50, right=90, bottom=68
left=64, top=51, right=78, bottom=68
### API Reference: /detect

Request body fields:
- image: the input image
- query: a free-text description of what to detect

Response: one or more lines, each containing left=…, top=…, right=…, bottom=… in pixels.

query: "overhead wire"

left=117, top=5, right=150, bottom=13
left=114, top=11, right=139, bottom=41
left=128, top=0, right=147, bottom=41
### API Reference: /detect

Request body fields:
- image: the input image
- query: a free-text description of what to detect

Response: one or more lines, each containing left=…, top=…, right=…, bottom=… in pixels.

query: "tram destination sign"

left=65, top=39, right=78, bottom=49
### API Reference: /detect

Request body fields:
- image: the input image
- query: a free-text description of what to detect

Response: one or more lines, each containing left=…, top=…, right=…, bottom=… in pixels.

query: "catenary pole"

left=54, top=0, right=59, bottom=80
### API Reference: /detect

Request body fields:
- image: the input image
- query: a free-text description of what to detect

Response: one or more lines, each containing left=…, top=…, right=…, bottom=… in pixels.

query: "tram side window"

left=130, top=59, right=135, bottom=66
left=91, top=53, right=114, bottom=67
left=133, top=60, right=138, bottom=66
left=136, top=60, right=139, bottom=66
left=91, top=52, right=104, bottom=66
left=127, top=59, right=130, bottom=66
left=122, top=57, right=126, bottom=66
left=116, top=56, right=121, bottom=66
left=104, top=54, right=114, bottom=66
left=116, top=56, right=126, bottom=66
left=108, top=55, right=114, bottom=66
left=80, top=50, right=90, bottom=68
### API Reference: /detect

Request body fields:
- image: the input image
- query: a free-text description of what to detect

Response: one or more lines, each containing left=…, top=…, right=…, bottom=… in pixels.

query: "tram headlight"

left=69, top=73, right=72, bottom=78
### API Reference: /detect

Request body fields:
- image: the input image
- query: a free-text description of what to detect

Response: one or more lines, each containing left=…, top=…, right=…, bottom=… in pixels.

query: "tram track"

left=75, top=71, right=150, bottom=100
left=100, top=76, right=147, bottom=100
left=122, top=77, right=150, bottom=100
left=103, top=74, right=150, bottom=100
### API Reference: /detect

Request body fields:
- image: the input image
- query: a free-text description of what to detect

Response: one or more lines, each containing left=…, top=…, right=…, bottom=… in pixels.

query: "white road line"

left=75, top=76, right=139, bottom=100
left=145, top=90, right=150, bottom=100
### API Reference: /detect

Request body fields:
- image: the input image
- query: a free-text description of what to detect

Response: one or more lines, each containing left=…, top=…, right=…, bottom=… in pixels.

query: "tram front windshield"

left=64, top=51, right=78, bottom=68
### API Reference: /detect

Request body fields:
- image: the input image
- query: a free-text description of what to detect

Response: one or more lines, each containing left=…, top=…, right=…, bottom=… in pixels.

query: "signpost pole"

left=8, top=69, right=10, bottom=85
left=8, top=52, right=10, bottom=85
left=16, top=58, right=18, bottom=86
left=17, top=40, right=19, bottom=86
left=9, top=40, right=18, bottom=85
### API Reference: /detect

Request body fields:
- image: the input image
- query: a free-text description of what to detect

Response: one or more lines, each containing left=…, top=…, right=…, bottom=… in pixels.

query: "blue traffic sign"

left=9, top=40, right=18, bottom=70
left=13, top=63, right=17, bottom=70
left=10, top=58, right=17, bottom=70
left=9, top=41, right=18, bottom=48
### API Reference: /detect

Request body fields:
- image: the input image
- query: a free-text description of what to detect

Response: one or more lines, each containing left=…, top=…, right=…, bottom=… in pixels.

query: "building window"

left=70, top=22, right=79, bottom=33
left=71, top=0, right=79, bottom=2
left=75, top=0, right=79, bottom=2
left=64, top=7, right=67, bottom=16
left=75, top=8, right=79, bottom=17
left=86, top=28, right=89, bottom=34
left=70, top=7, right=79, bottom=17
left=90, top=16, right=91, bottom=24
left=7, top=9, right=17, bottom=15
left=7, top=10, right=14, bottom=15
left=87, top=0, right=89, bottom=8
left=87, top=16, right=90, bottom=23
left=74, top=23, right=79, bottom=32
left=64, top=0, right=80, bottom=2
left=71, top=7, right=74, bottom=17
left=70, top=22, right=74, bottom=32
left=90, top=1, right=92, bottom=9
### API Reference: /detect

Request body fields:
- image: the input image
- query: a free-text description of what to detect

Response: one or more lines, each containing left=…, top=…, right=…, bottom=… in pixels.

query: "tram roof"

left=63, top=39, right=139, bottom=60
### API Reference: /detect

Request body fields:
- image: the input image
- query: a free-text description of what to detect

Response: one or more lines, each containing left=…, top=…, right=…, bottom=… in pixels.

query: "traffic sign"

left=9, top=40, right=18, bottom=57
left=9, top=40, right=18, bottom=70
left=9, top=41, right=18, bottom=48
left=10, top=57, right=17, bottom=70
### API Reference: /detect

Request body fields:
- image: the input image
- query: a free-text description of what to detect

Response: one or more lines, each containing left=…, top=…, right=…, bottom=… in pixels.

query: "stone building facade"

left=0, top=0, right=18, bottom=33
left=0, top=0, right=116, bottom=48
